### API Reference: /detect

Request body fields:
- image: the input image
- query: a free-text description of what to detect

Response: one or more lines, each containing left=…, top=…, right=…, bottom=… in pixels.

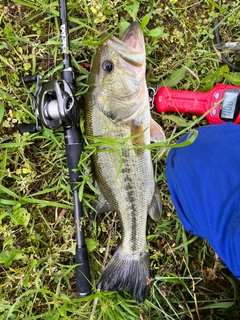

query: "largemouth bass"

left=85, top=22, right=165, bottom=303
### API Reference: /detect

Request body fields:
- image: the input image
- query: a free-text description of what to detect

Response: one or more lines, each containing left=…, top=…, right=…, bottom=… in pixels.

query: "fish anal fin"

left=150, top=118, right=165, bottom=142
left=98, top=248, right=150, bottom=303
left=95, top=192, right=115, bottom=214
left=148, top=184, right=162, bottom=221
left=94, top=181, right=115, bottom=214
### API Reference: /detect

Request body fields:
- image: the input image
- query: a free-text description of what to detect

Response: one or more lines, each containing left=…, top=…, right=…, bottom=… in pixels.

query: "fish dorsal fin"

left=150, top=118, right=165, bottom=142
left=148, top=184, right=162, bottom=221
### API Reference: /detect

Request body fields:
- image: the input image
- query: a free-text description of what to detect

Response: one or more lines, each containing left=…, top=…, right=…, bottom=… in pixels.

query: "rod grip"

left=76, top=245, right=92, bottom=297
left=64, top=125, right=82, bottom=188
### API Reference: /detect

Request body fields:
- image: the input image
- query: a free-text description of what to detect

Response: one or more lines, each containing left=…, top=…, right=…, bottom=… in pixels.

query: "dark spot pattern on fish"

left=122, top=151, right=137, bottom=252
left=121, top=167, right=131, bottom=174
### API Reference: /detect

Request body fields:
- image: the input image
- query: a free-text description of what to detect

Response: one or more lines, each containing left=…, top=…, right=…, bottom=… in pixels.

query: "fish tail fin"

left=98, top=248, right=150, bottom=303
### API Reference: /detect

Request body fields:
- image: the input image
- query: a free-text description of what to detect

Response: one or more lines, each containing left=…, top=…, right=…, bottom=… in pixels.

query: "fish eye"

left=102, top=60, right=114, bottom=73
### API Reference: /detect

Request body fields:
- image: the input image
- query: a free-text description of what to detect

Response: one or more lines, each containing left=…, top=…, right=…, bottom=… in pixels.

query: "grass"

left=1, top=0, right=240, bottom=318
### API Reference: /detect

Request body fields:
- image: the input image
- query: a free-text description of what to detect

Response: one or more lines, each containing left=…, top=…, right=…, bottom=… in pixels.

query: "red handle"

left=155, top=86, right=211, bottom=114
left=154, top=84, right=240, bottom=124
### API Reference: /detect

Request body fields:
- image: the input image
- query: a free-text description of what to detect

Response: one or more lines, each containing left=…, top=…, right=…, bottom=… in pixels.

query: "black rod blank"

left=59, top=0, right=92, bottom=296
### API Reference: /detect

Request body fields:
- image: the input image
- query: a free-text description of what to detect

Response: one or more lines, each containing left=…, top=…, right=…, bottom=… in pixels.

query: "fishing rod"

left=19, top=0, right=91, bottom=297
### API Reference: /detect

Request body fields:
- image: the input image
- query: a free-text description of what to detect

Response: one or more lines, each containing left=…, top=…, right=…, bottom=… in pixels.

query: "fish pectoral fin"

left=150, top=118, right=165, bottom=142
left=148, top=184, right=162, bottom=221
left=95, top=192, right=115, bottom=214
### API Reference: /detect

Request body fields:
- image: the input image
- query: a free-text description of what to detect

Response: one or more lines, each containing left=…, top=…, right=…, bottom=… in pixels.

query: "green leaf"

left=23, top=259, right=38, bottom=288
left=220, top=65, right=229, bottom=73
left=118, top=17, right=130, bottom=38
left=126, top=2, right=140, bottom=21
left=23, top=62, right=31, bottom=71
left=0, top=149, right=7, bottom=181
left=200, top=301, right=234, bottom=310
left=207, top=0, right=229, bottom=13
left=224, top=73, right=240, bottom=86
left=0, top=212, right=8, bottom=221
left=168, top=129, right=198, bottom=148
left=162, top=114, right=195, bottom=127
left=85, top=238, right=99, bottom=253
left=86, top=179, right=101, bottom=195
left=5, top=22, right=13, bottom=37
left=3, top=237, right=14, bottom=249
left=0, top=248, right=23, bottom=268
left=43, top=128, right=62, bottom=147
left=0, top=198, right=19, bottom=206
left=146, top=27, right=168, bottom=39
left=141, top=14, right=149, bottom=29
left=13, top=207, right=30, bottom=227
left=0, top=142, right=32, bottom=149
left=21, top=197, right=71, bottom=209
left=0, top=101, right=4, bottom=124
left=79, top=179, right=85, bottom=202
left=159, top=63, right=191, bottom=88
left=12, top=0, right=38, bottom=8
left=0, top=185, right=20, bottom=199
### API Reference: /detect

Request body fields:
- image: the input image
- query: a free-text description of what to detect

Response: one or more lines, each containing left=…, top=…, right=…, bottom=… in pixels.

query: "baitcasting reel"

left=20, top=74, right=79, bottom=134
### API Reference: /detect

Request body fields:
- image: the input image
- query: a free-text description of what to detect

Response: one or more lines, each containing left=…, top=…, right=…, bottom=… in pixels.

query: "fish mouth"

left=121, top=22, right=144, bottom=51
left=108, top=22, right=145, bottom=66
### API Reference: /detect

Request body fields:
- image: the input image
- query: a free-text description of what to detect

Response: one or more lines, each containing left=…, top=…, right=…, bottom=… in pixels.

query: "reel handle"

left=23, top=74, right=39, bottom=84
left=19, top=123, right=39, bottom=134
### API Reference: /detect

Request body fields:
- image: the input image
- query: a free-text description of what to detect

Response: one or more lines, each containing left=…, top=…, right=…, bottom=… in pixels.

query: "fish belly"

left=94, top=145, right=153, bottom=254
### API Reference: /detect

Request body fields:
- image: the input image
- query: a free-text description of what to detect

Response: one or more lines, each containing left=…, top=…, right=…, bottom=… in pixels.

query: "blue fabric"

left=166, top=124, right=240, bottom=279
